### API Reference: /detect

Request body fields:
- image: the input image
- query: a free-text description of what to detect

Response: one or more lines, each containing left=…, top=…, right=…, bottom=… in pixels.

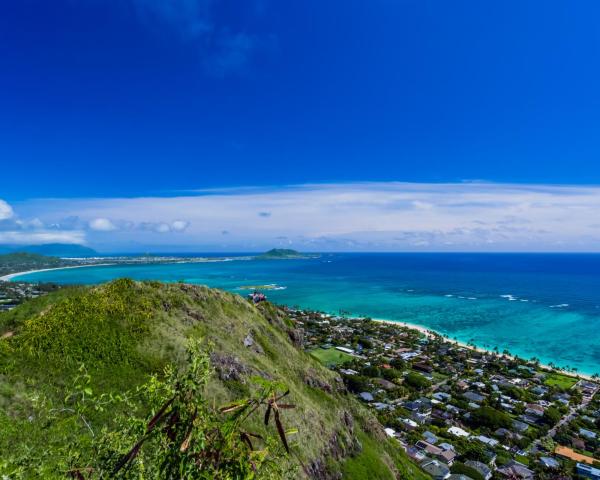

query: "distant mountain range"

left=0, top=243, right=97, bottom=257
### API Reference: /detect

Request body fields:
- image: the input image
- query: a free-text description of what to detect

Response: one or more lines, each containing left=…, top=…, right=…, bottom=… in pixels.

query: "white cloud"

left=13, top=182, right=600, bottom=252
left=0, top=230, right=86, bottom=245
left=155, top=223, right=171, bottom=233
left=171, top=220, right=190, bottom=232
left=89, top=218, right=117, bottom=232
left=0, top=199, right=14, bottom=220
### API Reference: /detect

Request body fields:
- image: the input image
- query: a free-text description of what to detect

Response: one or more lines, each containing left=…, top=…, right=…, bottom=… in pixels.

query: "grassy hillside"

left=0, top=279, right=427, bottom=479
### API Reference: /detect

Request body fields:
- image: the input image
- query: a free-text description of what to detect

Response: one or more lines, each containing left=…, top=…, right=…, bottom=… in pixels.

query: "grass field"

left=544, top=372, right=578, bottom=389
left=310, top=347, right=354, bottom=366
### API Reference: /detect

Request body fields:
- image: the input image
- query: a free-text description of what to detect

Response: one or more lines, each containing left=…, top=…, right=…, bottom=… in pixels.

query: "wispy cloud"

left=7, top=182, right=600, bottom=252
left=128, top=0, right=272, bottom=75
left=89, top=218, right=117, bottom=232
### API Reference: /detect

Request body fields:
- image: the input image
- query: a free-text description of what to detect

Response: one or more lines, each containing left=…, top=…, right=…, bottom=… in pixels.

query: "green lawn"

left=544, top=372, right=578, bottom=389
left=310, top=347, right=354, bottom=366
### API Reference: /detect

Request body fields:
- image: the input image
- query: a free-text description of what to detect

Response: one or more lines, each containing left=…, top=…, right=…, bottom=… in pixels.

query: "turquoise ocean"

left=11, top=253, right=600, bottom=376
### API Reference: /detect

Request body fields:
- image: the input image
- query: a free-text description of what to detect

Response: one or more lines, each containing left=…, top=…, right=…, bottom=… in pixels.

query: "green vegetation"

left=469, top=406, right=512, bottom=430
left=0, top=279, right=421, bottom=479
left=450, top=462, right=485, bottom=480
left=544, top=372, right=578, bottom=389
left=404, top=372, right=431, bottom=391
left=0, top=252, right=79, bottom=277
left=341, top=431, right=430, bottom=480
left=257, top=249, right=315, bottom=259
left=309, top=347, right=354, bottom=366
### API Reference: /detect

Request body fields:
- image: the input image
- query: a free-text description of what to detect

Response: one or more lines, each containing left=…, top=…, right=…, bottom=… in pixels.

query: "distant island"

left=256, top=248, right=319, bottom=259
left=0, top=243, right=97, bottom=257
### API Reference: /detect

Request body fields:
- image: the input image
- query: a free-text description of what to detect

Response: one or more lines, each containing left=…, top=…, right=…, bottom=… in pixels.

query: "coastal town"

left=285, top=308, right=600, bottom=479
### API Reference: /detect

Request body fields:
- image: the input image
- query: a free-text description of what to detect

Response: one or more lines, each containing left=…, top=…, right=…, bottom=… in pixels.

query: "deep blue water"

left=12, top=253, right=600, bottom=375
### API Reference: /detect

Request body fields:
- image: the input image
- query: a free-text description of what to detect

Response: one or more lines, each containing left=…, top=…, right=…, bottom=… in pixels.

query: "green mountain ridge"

left=0, top=280, right=427, bottom=479
left=0, top=243, right=97, bottom=257
left=0, top=252, right=75, bottom=277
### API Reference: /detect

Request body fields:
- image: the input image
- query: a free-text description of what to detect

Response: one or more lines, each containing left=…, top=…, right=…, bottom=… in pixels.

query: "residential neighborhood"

left=287, top=308, right=600, bottom=479
left=0, top=281, right=60, bottom=311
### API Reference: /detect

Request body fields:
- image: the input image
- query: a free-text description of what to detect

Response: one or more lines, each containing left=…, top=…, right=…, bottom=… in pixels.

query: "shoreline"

left=1, top=262, right=596, bottom=382
left=369, top=317, right=596, bottom=382
left=0, top=263, right=116, bottom=282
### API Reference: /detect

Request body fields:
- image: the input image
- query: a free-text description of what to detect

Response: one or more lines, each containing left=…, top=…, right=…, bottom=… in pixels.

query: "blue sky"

left=1, top=1, right=600, bottom=251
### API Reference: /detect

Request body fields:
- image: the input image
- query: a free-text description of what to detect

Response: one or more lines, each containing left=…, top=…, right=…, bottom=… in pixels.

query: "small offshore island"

left=257, top=248, right=320, bottom=260
left=2, top=249, right=600, bottom=478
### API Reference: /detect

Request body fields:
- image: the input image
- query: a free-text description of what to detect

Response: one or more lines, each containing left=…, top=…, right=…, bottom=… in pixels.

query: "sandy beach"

left=369, top=317, right=595, bottom=382
left=0, top=263, right=115, bottom=282
left=2, top=262, right=594, bottom=383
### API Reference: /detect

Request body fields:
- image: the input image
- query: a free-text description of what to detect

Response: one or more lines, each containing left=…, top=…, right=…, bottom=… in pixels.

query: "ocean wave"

left=549, top=303, right=569, bottom=309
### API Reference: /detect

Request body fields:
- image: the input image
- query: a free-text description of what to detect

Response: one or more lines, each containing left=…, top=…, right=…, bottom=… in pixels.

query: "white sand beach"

left=0, top=263, right=115, bottom=282
left=369, top=317, right=595, bottom=382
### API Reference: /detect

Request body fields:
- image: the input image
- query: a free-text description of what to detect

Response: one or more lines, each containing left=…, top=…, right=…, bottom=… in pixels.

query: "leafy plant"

left=66, top=338, right=297, bottom=479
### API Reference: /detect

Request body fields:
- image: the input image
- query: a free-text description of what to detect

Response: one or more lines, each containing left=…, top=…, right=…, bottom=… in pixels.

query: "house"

left=580, top=428, right=597, bottom=440
left=423, top=431, right=439, bottom=444
left=577, top=462, right=600, bottom=480
left=437, top=449, right=456, bottom=465
left=416, top=440, right=443, bottom=457
left=465, top=460, right=492, bottom=480
left=433, top=392, right=452, bottom=402
left=539, top=456, right=560, bottom=469
left=531, top=385, right=548, bottom=396
left=474, top=435, right=499, bottom=448
left=406, top=447, right=427, bottom=463
left=447, top=426, right=470, bottom=438
left=512, top=420, right=529, bottom=433
left=497, top=460, right=534, bottom=479
left=438, top=442, right=455, bottom=452
left=335, top=346, right=354, bottom=354
left=375, top=378, right=397, bottom=390
left=525, top=403, right=544, bottom=416
left=463, top=391, right=485, bottom=403
left=420, top=459, right=451, bottom=480
left=400, top=418, right=418, bottom=430
left=414, top=361, right=433, bottom=373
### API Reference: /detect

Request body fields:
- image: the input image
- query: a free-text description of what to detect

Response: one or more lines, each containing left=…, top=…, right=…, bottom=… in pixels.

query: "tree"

left=450, top=462, right=485, bottom=480
left=345, top=375, right=370, bottom=393
left=469, top=406, right=512, bottom=430
left=543, top=406, right=562, bottom=426
left=404, top=372, right=431, bottom=391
